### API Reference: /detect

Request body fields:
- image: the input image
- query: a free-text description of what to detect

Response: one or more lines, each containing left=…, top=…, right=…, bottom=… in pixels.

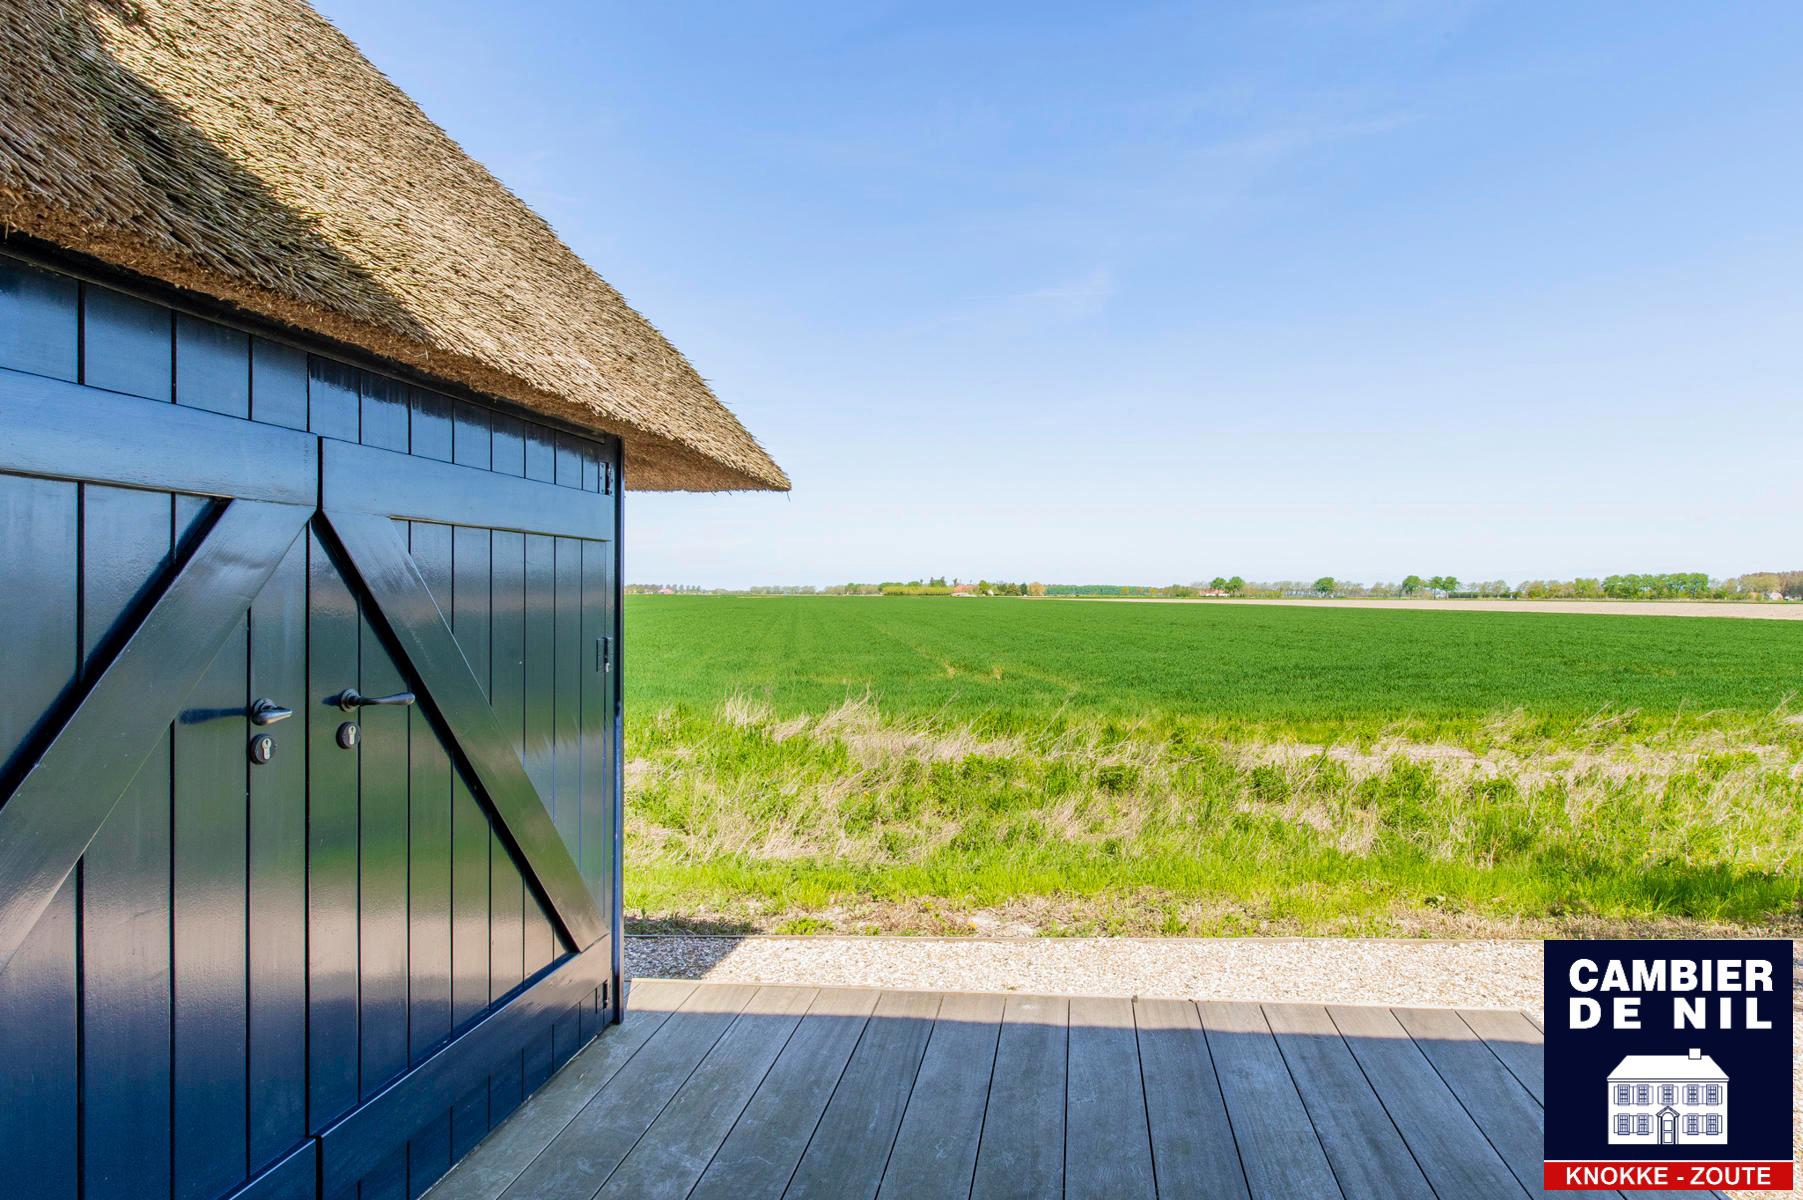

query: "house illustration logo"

left=1542, top=939, right=1793, bottom=1192
left=1605, top=1049, right=1727, bottom=1145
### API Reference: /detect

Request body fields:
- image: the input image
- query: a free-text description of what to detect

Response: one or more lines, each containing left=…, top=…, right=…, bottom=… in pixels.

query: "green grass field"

left=624, top=596, right=1803, bottom=937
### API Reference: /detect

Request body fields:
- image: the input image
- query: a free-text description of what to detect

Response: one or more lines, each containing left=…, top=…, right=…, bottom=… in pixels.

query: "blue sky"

left=317, top=2, right=1803, bottom=587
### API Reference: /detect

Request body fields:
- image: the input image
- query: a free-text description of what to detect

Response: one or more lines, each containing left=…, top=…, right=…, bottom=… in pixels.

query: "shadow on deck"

left=426, top=979, right=1721, bottom=1200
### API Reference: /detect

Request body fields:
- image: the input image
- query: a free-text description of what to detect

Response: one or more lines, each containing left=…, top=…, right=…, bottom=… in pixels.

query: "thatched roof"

left=0, top=0, right=787, bottom=492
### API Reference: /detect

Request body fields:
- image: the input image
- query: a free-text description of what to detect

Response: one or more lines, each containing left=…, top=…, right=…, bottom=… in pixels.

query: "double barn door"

left=0, top=367, right=619, bottom=1200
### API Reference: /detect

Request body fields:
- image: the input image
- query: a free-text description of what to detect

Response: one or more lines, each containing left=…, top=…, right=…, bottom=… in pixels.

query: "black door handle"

left=249, top=698, right=293, bottom=725
left=333, top=688, right=417, bottom=712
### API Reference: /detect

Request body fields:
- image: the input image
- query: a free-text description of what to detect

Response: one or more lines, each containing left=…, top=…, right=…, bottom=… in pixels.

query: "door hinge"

left=597, top=635, right=613, bottom=672
left=602, top=462, right=613, bottom=495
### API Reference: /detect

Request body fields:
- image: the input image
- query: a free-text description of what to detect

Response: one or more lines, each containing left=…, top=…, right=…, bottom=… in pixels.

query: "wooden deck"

left=427, top=979, right=1722, bottom=1200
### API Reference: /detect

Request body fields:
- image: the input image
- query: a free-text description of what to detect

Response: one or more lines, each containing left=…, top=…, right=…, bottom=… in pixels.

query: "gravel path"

left=629, top=934, right=1550, bottom=1011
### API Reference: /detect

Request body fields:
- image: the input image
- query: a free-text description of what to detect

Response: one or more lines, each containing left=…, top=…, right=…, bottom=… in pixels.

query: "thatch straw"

left=0, top=0, right=787, bottom=492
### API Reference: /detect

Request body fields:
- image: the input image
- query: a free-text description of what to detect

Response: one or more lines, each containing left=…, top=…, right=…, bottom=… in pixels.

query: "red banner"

left=1545, top=1161, right=1794, bottom=1191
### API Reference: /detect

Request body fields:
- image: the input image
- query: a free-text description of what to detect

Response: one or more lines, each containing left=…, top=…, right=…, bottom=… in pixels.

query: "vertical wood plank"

left=491, top=530, right=527, bottom=758
left=408, top=1116, right=453, bottom=1200
left=407, top=701, right=455, bottom=1199
left=490, top=414, right=526, bottom=477
left=1323, top=1004, right=1523, bottom=1200
left=83, top=729, right=174, bottom=1200
left=488, top=844, right=527, bottom=1122
left=1199, top=1001, right=1342, bottom=1200
left=453, top=527, right=492, bottom=699
left=248, top=536, right=308, bottom=1169
left=408, top=520, right=453, bottom=618
left=579, top=442, right=600, bottom=492
left=361, top=1149, right=407, bottom=1200
left=309, top=530, right=361, bottom=1128
left=875, top=991, right=1003, bottom=1200
left=430, top=981, right=698, bottom=1200
left=410, top=389, right=455, bottom=463
left=409, top=712, right=453, bottom=1062
left=359, top=622, right=411, bottom=1096
left=524, top=891, right=555, bottom=977
left=523, top=1024, right=555, bottom=1093
left=250, top=338, right=308, bottom=430
left=78, top=485, right=175, bottom=1200
left=174, top=313, right=250, bottom=417
left=0, top=258, right=79, bottom=380
left=308, top=357, right=360, bottom=442
left=490, top=846, right=524, bottom=1001
left=552, top=1003, right=585, bottom=1070
left=970, top=994, right=1067, bottom=1200
left=554, top=433, right=583, bottom=490
left=172, top=612, right=249, bottom=1200
left=1065, top=995, right=1156, bottom=1200
left=786, top=989, right=941, bottom=1200
left=0, top=879, right=78, bottom=1199
left=361, top=373, right=410, bottom=452
left=594, top=986, right=818, bottom=1200
left=1134, top=996, right=1249, bottom=1200
left=79, top=484, right=173, bottom=666
left=496, top=984, right=758, bottom=1200
left=450, top=771, right=490, bottom=1030
left=579, top=540, right=608, bottom=903
left=407, top=505, right=455, bottom=1189
left=450, top=1086, right=490, bottom=1163
left=1457, top=1008, right=1545, bottom=1105
left=523, top=534, right=555, bottom=808
left=454, top=401, right=492, bottom=469
left=0, top=473, right=80, bottom=1200
left=1264, top=1003, right=1435, bottom=1200
left=553, top=536, right=582, bottom=866
left=491, top=1047, right=527, bottom=1132
left=523, top=423, right=556, bottom=482
left=83, top=286, right=173, bottom=401
left=1391, top=1005, right=1590, bottom=1200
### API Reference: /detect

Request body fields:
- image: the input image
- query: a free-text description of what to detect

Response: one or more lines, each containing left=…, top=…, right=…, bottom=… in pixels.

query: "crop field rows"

left=623, top=597, right=1803, bottom=937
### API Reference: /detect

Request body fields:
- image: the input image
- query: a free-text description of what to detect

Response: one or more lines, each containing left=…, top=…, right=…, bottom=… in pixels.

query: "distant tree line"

left=630, top=570, right=1803, bottom=600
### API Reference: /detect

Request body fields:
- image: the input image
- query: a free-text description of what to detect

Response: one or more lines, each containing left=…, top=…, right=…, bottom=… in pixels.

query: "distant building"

left=951, top=584, right=978, bottom=595
left=1606, top=1050, right=1728, bottom=1145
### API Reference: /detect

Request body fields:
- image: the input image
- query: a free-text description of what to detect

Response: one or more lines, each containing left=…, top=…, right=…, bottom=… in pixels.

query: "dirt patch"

left=627, top=892, right=1803, bottom=941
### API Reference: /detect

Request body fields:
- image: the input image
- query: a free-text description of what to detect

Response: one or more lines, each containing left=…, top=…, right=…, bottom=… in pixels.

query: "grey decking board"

left=435, top=982, right=1621, bottom=1200
left=783, top=989, right=942, bottom=1200
left=1398, top=1007, right=1725, bottom=1200
left=428, top=979, right=696, bottom=1200
left=1458, top=1007, right=1546, bottom=1106
left=1133, top=996, right=1251, bottom=1200
left=1199, top=1000, right=1345, bottom=1200
left=690, top=987, right=881, bottom=1200
left=1326, top=1004, right=1530, bottom=1200
left=1263, top=1003, right=1436, bottom=1200
left=1065, top=995, right=1156, bottom=1200
left=877, top=991, right=1006, bottom=1200
left=1392, top=1005, right=1618, bottom=1200
left=497, top=981, right=759, bottom=1200
left=596, top=985, right=819, bottom=1200
left=969, top=994, right=1070, bottom=1200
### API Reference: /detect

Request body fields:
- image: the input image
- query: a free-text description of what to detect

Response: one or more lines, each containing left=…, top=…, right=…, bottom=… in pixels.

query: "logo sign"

left=1543, top=940, right=1794, bottom=1192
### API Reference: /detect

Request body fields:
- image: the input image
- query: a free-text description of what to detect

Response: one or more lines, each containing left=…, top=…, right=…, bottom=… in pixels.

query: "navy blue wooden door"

left=0, top=367, right=320, bottom=1200
left=0, top=310, right=616, bottom=1199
